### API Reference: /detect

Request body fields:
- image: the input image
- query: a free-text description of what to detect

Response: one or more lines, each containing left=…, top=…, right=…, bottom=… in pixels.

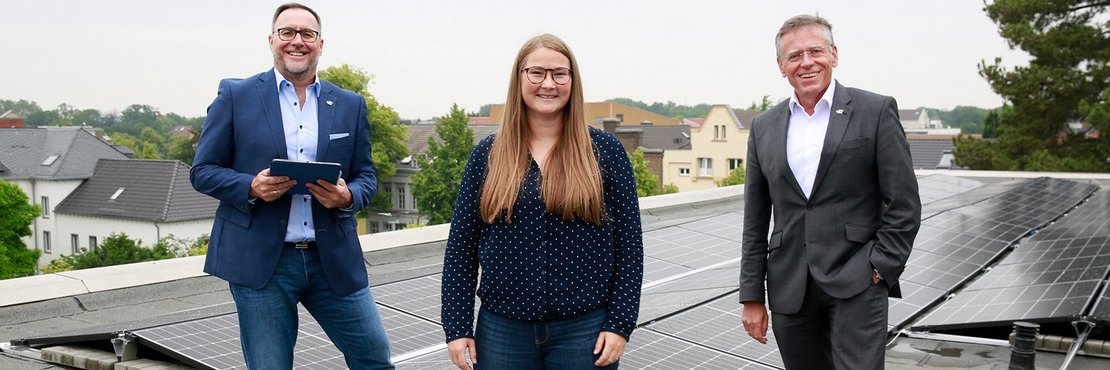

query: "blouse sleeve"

left=597, top=132, right=644, bottom=339
left=440, top=135, right=494, bottom=342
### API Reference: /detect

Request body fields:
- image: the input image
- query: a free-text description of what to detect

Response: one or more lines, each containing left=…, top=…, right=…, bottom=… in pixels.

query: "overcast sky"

left=2, top=0, right=1028, bottom=120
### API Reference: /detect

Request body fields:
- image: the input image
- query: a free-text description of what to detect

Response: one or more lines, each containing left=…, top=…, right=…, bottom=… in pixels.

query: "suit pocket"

left=844, top=224, right=877, bottom=243
left=215, top=204, right=252, bottom=229
left=329, top=132, right=350, bottom=140
left=841, top=137, right=870, bottom=150
left=768, top=231, right=783, bottom=252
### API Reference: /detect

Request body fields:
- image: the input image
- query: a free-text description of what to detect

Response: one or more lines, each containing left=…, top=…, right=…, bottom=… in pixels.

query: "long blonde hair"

left=480, top=34, right=604, bottom=224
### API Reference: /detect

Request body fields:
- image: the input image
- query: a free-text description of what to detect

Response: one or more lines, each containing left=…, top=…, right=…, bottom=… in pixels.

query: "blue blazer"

left=190, top=69, right=377, bottom=296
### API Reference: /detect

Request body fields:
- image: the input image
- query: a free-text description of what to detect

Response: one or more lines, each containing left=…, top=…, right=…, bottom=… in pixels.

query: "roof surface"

left=53, top=159, right=217, bottom=222
left=0, top=127, right=129, bottom=181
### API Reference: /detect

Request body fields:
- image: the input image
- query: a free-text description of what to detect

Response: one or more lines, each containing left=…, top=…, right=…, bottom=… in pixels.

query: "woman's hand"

left=593, top=331, right=627, bottom=366
left=447, top=338, right=477, bottom=370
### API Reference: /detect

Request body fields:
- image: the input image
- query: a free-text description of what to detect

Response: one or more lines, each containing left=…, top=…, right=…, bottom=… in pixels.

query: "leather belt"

left=283, top=241, right=317, bottom=249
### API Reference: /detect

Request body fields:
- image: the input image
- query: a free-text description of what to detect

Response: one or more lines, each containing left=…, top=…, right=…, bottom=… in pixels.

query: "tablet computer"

left=270, top=159, right=342, bottom=195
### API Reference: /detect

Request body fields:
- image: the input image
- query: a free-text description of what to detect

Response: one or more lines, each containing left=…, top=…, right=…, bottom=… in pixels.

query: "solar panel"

left=621, top=329, right=777, bottom=369
left=642, top=227, right=740, bottom=270
left=374, top=275, right=444, bottom=322
left=377, top=305, right=447, bottom=359
left=645, top=295, right=783, bottom=368
left=888, top=281, right=947, bottom=329
left=1090, top=283, right=1110, bottom=325
left=677, top=211, right=744, bottom=242
left=914, top=280, right=1101, bottom=329
left=917, top=174, right=984, bottom=205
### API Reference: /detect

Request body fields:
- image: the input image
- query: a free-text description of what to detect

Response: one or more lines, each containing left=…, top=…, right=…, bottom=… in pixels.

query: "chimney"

left=602, top=118, right=621, bottom=133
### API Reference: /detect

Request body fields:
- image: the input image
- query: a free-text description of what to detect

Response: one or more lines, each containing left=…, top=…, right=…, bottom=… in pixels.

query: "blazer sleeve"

left=190, top=79, right=256, bottom=215
left=739, top=116, right=772, bottom=303
left=338, top=95, right=377, bottom=216
left=869, top=96, right=921, bottom=284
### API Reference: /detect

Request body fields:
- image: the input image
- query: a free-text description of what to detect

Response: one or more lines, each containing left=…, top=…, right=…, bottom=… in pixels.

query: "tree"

left=747, top=95, right=774, bottom=112
left=168, top=134, right=198, bottom=165
left=628, top=147, right=663, bottom=197
left=606, top=98, right=712, bottom=120
left=716, top=166, right=746, bottom=187
left=0, top=181, right=42, bottom=279
left=955, top=1, right=1110, bottom=172
left=60, top=233, right=176, bottom=270
left=319, top=64, right=410, bottom=212
left=412, top=104, right=476, bottom=225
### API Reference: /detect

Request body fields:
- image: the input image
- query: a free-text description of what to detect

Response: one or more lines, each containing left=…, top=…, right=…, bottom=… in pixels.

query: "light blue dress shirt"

left=274, top=69, right=321, bottom=243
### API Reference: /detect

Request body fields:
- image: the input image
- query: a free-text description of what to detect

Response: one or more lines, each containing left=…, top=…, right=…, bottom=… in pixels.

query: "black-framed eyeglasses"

left=274, top=28, right=320, bottom=43
left=521, top=67, right=572, bottom=85
left=783, top=46, right=829, bottom=64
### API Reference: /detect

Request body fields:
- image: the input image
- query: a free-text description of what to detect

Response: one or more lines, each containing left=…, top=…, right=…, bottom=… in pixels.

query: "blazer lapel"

left=773, top=104, right=807, bottom=199
left=257, top=70, right=288, bottom=159
left=810, top=82, right=852, bottom=197
left=315, top=82, right=337, bottom=161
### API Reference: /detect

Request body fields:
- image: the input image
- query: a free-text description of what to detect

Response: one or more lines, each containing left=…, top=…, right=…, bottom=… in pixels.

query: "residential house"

left=0, top=111, right=25, bottom=128
left=907, top=134, right=965, bottom=170
left=52, top=159, right=217, bottom=264
left=600, top=119, right=690, bottom=192
left=362, top=124, right=500, bottom=233
left=488, top=102, right=680, bottom=126
left=663, top=106, right=755, bottom=192
left=0, top=127, right=130, bottom=264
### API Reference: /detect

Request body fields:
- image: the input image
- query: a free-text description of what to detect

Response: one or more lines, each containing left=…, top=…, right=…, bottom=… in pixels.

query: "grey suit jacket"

left=738, top=82, right=921, bottom=314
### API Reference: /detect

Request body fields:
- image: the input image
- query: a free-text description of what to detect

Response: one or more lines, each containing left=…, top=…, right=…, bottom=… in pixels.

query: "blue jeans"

left=474, top=308, right=618, bottom=370
left=229, top=248, right=393, bottom=370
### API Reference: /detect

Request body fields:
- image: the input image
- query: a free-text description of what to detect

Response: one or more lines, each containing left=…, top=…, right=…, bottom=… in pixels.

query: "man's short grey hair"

left=775, top=14, right=834, bottom=56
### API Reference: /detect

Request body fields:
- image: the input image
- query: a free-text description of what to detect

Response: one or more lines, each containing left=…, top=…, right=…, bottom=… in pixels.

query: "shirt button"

left=303, top=221, right=308, bottom=226
left=299, top=149, right=303, bottom=153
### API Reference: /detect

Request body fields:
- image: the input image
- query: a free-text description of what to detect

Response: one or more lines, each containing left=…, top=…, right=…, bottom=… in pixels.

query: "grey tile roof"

left=0, top=127, right=129, bottom=181
left=638, top=125, right=691, bottom=150
left=731, top=109, right=760, bottom=129
left=899, top=109, right=922, bottom=122
left=54, top=159, right=217, bottom=222
left=908, top=137, right=956, bottom=169
left=404, top=124, right=499, bottom=158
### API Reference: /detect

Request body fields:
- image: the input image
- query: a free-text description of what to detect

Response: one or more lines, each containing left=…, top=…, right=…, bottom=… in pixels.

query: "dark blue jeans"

left=229, top=248, right=393, bottom=370
left=474, top=308, right=618, bottom=370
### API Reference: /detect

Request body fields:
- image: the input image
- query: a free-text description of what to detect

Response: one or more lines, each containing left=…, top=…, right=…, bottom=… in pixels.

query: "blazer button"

left=806, top=205, right=813, bottom=210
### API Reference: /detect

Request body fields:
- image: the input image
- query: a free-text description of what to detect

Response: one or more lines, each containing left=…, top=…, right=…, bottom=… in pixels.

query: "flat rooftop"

left=3, top=170, right=1110, bottom=369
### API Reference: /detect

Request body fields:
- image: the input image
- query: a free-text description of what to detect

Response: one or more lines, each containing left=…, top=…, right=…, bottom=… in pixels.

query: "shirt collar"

left=789, top=79, right=837, bottom=114
left=272, top=69, right=320, bottom=92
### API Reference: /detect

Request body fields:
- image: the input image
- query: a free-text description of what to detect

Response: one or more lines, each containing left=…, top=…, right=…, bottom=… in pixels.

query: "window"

left=679, top=167, right=691, bottom=176
left=71, top=234, right=79, bottom=254
left=698, top=158, right=713, bottom=177
left=714, top=125, right=720, bottom=140
left=43, top=231, right=51, bottom=254
left=720, top=125, right=727, bottom=139
left=41, top=196, right=50, bottom=218
left=728, top=158, right=743, bottom=171
left=370, top=222, right=379, bottom=234
left=397, top=184, right=406, bottom=210
left=109, top=187, right=125, bottom=201
left=89, top=236, right=98, bottom=251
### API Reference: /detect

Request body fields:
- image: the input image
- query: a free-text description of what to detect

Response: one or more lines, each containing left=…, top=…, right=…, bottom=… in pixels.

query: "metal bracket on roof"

left=1060, top=319, right=1095, bottom=370
left=111, top=331, right=137, bottom=362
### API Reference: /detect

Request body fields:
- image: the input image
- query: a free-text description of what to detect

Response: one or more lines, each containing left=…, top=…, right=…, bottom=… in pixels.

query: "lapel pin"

left=326, top=100, right=334, bottom=106
left=835, top=109, right=845, bottom=115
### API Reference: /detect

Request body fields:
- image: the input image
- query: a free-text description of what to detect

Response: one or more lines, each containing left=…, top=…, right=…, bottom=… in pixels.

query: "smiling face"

left=269, top=8, right=323, bottom=83
left=520, top=47, right=572, bottom=122
left=777, top=25, right=838, bottom=106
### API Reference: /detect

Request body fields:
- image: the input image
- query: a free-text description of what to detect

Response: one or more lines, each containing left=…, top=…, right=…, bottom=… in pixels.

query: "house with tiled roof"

left=0, top=127, right=130, bottom=264
left=663, top=105, right=753, bottom=192
left=52, top=159, right=217, bottom=263
left=362, top=124, right=500, bottom=233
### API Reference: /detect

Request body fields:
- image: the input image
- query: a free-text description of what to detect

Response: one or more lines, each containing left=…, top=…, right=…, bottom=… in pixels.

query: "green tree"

left=412, top=104, right=476, bottom=225
left=956, top=1, right=1110, bottom=172
left=0, top=99, right=43, bottom=121
left=716, top=166, right=746, bottom=187
left=0, top=181, right=42, bottom=279
left=747, top=95, right=774, bottom=112
left=606, top=98, right=712, bottom=120
left=168, top=135, right=198, bottom=165
left=319, top=64, right=410, bottom=212
left=628, top=147, right=662, bottom=197
left=59, top=233, right=176, bottom=270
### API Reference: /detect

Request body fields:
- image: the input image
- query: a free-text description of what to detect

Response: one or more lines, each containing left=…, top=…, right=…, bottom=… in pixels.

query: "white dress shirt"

left=274, top=69, right=321, bottom=243
left=786, top=82, right=836, bottom=199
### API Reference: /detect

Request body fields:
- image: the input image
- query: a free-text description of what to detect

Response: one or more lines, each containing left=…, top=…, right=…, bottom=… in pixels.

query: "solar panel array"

left=916, top=188, right=1110, bottom=330
left=44, top=175, right=1103, bottom=369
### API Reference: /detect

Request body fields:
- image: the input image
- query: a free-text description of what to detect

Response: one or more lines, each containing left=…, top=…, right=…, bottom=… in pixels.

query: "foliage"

left=53, top=233, right=177, bottom=270
left=404, top=223, right=428, bottom=229
left=607, top=98, right=712, bottom=120
left=41, top=257, right=74, bottom=274
left=412, top=104, right=476, bottom=225
left=470, top=104, right=493, bottom=117
left=954, top=1, right=1110, bottom=172
left=319, top=64, right=410, bottom=212
left=662, top=183, right=679, bottom=194
left=716, top=166, right=746, bottom=187
left=628, top=147, right=663, bottom=197
left=927, top=106, right=993, bottom=134
left=0, top=181, right=42, bottom=279
left=746, top=95, right=774, bottom=112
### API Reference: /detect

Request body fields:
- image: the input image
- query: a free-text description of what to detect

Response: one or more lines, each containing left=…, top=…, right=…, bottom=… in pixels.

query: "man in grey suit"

left=739, top=14, right=921, bottom=369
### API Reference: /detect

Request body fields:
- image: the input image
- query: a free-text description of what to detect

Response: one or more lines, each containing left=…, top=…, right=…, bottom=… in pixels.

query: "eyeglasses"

left=274, top=28, right=320, bottom=43
left=521, top=67, right=572, bottom=85
left=783, top=46, right=830, bottom=64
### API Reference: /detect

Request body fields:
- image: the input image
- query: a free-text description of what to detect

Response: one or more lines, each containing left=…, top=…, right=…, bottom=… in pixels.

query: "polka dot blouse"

left=441, top=127, right=644, bottom=343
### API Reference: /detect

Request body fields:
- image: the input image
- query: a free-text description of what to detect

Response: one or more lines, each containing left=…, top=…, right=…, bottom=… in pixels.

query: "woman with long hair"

left=440, top=34, right=643, bottom=370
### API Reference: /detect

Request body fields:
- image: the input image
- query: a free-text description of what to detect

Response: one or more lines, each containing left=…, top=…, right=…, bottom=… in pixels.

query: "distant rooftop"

left=0, top=127, right=129, bottom=181
left=54, top=159, right=218, bottom=222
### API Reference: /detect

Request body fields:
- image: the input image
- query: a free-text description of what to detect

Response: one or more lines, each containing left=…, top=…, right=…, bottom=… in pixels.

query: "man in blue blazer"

left=190, top=3, right=392, bottom=369
left=739, top=15, right=921, bottom=370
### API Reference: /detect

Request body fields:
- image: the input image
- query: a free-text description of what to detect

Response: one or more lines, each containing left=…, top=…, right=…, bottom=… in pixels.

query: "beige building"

left=487, top=102, right=680, bottom=126
left=663, top=105, right=757, bottom=192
